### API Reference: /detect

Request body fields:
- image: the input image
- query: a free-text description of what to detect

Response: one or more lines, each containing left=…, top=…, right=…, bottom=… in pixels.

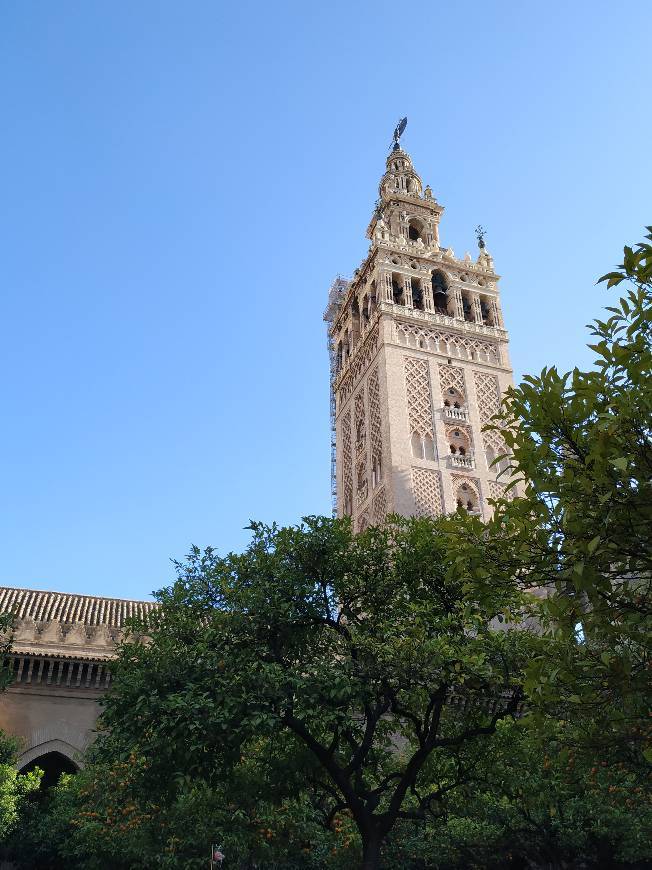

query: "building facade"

left=0, top=586, right=155, bottom=775
left=325, top=138, right=515, bottom=530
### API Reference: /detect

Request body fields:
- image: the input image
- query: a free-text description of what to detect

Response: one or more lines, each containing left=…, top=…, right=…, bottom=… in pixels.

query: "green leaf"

left=587, top=536, right=601, bottom=554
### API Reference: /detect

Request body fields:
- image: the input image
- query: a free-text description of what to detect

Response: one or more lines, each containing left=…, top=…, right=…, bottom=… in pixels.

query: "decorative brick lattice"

left=372, top=487, right=387, bottom=524
left=473, top=372, right=501, bottom=425
left=412, top=467, right=443, bottom=517
left=338, top=324, right=379, bottom=403
left=354, top=391, right=366, bottom=455
left=396, top=323, right=499, bottom=365
left=473, top=371, right=507, bottom=456
left=404, top=357, right=434, bottom=437
left=483, top=426, right=507, bottom=454
left=341, top=409, right=353, bottom=516
left=487, top=480, right=513, bottom=502
left=367, top=368, right=383, bottom=469
left=357, top=510, right=369, bottom=533
left=438, top=364, right=466, bottom=398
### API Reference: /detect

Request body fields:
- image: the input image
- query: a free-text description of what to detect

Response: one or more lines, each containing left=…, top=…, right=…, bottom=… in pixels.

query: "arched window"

left=447, top=427, right=471, bottom=457
left=456, top=482, right=480, bottom=514
left=411, top=432, right=435, bottom=460
left=431, top=270, right=449, bottom=314
left=371, top=456, right=382, bottom=488
left=443, top=386, right=465, bottom=409
left=408, top=219, right=423, bottom=242
left=411, top=431, right=424, bottom=459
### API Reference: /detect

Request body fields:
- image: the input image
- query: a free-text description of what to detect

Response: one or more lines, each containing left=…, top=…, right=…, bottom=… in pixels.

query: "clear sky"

left=1, top=2, right=649, bottom=601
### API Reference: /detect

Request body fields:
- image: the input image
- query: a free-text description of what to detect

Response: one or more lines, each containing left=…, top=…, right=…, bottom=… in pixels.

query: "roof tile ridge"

left=0, top=584, right=157, bottom=606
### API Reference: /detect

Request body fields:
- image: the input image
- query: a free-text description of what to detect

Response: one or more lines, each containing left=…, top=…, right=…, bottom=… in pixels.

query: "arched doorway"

left=20, top=751, right=78, bottom=789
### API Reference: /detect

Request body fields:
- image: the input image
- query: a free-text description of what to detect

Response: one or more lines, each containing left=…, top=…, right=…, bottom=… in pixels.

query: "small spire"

left=475, top=224, right=486, bottom=250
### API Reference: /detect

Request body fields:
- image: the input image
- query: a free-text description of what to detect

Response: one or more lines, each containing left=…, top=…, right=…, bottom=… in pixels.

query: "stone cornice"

left=0, top=586, right=156, bottom=664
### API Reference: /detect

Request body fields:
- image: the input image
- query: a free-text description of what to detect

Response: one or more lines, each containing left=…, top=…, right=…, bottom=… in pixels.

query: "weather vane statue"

left=475, top=224, right=486, bottom=250
left=391, top=117, right=407, bottom=152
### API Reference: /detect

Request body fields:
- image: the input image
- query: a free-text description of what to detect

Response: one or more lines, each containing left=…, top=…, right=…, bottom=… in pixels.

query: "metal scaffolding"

left=323, top=277, right=349, bottom=517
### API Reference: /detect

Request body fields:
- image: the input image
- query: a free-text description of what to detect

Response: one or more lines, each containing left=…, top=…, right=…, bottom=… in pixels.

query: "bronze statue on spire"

left=391, top=117, right=407, bottom=151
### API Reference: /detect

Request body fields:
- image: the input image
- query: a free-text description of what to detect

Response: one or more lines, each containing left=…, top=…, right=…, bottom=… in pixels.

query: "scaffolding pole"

left=323, top=277, right=349, bottom=517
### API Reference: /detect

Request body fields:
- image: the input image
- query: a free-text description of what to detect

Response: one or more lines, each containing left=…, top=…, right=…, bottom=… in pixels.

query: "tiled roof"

left=0, top=586, right=157, bottom=628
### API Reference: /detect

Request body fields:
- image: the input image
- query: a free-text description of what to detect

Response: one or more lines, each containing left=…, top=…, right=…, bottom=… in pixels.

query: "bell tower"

left=325, top=124, right=516, bottom=530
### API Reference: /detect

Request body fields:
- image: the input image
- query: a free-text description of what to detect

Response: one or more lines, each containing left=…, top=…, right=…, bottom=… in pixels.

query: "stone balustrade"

left=443, top=406, right=469, bottom=422
left=449, top=453, right=475, bottom=470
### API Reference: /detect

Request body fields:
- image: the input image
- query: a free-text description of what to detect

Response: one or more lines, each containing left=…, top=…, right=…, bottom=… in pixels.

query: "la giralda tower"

left=324, top=121, right=516, bottom=530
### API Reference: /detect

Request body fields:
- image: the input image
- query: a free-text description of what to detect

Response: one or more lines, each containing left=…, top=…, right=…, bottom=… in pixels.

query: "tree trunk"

left=361, top=832, right=382, bottom=870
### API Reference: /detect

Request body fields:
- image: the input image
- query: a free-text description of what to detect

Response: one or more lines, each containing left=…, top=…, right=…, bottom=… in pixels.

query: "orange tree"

left=85, top=515, right=532, bottom=870
left=4, top=742, right=348, bottom=870
left=382, top=717, right=652, bottom=870
left=442, top=229, right=652, bottom=772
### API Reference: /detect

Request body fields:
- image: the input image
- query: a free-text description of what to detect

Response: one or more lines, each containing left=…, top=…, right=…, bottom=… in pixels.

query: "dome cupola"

left=379, top=149, right=423, bottom=199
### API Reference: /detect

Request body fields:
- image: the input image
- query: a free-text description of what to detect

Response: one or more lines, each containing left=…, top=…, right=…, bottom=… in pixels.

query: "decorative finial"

left=475, top=224, right=486, bottom=250
left=391, top=117, right=407, bottom=152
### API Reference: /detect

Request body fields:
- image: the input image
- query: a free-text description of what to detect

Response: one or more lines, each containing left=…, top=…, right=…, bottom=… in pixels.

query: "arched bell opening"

left=461, top=291, right=475, bottom=323
left=411, top=280, right=425, bottom=312
left=479, top=295, right=494, bottom=326
left=408, top=218, right=424, bottom=242
left=392, top=275, right=405, bottom=306
left=431, top=270, right=449, bottom=315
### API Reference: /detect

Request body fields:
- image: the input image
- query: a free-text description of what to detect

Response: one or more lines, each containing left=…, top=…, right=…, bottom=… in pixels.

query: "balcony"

left=449, top=453, right=475, bottom=470
left=443, top=406, right=469, bottom=422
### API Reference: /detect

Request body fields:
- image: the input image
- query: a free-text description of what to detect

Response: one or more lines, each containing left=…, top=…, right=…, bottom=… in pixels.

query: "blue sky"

left=1, top=2, right=649, bottom=600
